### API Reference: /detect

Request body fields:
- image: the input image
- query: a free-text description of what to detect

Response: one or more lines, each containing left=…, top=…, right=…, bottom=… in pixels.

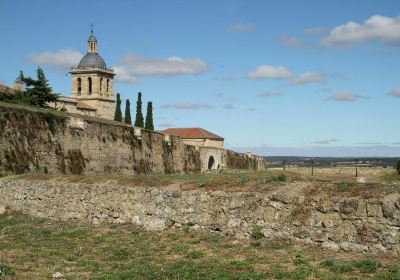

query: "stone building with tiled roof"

left=163, top=127, right=224, bottom=149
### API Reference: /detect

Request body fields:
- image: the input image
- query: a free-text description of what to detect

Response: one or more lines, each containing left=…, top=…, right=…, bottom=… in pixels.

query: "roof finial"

left=90, top=23, right=94, bottom=35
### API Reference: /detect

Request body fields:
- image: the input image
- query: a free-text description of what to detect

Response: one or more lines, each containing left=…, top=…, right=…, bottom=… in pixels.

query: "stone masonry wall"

left=0, top=103, right=201, bottom=176
left=0, top=179, right=399, bottom=255
left=0, top=102, right=264, bottom=176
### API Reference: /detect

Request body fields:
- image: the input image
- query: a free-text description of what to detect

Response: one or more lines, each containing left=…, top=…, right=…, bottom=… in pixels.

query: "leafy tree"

left=145, top=101, right=154, bottom=131
left=396, top=160, right=400, bottom=175
left=22, top=67, right=58, bottom=107
left=114, top=93, right=122, bottom=122
left=134, top=92, right=144, bottom=128
left=124, top=98, right=132, bottom=124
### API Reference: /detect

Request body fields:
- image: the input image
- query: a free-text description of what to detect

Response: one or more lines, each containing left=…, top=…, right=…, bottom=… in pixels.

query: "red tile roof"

left=163, top=128, right=224, bottom=140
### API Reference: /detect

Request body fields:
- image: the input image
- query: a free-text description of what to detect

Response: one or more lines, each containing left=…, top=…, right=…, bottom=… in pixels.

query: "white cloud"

left=388, top=87, right=400, bottom=97
left=26, top=49, right=83, bottom=70
left=247, top=65, right=292, bottom=80
left=326, top=92, right=365, bottom=102
left=304, top=27, right=326, bottom=35
left=320, top=15, right=400, bottom=47
left=292, top=72, right=325, bottom=85
left=280, top=35, right=304, bottom=48
left=312, top=139, right=339, bottom=145
left=160, top=103, right=213, bottom=110
left=229, top=22, right=254, bottom=32
left=114, top=53, right=207, bottom=84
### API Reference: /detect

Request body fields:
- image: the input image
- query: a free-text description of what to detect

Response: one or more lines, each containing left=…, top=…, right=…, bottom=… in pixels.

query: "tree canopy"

left=134, top=92, right=144, bottom=128
left=124, top=98, right=132, bottom=124
left=145, top=101, right=154, bottom=131
left=114, top=93, right=122, bottom=122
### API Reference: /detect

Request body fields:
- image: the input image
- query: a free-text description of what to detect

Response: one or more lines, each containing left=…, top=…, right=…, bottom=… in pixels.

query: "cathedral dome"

left=77, top=53, right=106, bottom=69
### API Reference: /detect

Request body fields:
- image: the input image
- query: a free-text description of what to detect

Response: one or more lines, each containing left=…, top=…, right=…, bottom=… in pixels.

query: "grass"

left=0, top=213, right=399, bottom=279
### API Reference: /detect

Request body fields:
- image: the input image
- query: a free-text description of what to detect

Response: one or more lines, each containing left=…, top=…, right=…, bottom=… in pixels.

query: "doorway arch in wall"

left=208, top=156, right=215, bottom=170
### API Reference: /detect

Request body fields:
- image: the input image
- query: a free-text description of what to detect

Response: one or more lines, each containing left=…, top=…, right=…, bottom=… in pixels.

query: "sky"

left=1, top=0, right=400, bottom=157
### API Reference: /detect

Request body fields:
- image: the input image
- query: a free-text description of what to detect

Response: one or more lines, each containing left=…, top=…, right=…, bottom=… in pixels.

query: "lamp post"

left=355, top=158, right=358, bottom=178
left=311, top=157, right=314, bottom=176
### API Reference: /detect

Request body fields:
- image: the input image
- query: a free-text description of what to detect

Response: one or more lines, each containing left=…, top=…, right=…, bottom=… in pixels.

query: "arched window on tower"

left=100, top=77, right=103, bottom=95
left=77, top=78, right=81, bottom=96
left=88, top=77, right=92, bottom=95
left=106, top=79, right=109, bottom=93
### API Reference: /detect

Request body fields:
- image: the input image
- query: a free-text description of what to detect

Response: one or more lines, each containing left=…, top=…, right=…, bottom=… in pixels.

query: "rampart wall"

left=0, top=102, right=264, bottom=176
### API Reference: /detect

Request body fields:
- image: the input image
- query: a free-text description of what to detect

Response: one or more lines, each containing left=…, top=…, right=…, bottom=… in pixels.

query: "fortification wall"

left=0, top=103, right=201, bottom=176
left=0, top=179, right=398, bottom=255
left=0, top=102, right=264, bottom=176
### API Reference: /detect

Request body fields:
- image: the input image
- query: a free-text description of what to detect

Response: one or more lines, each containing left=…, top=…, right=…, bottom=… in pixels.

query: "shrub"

left=251, top=225, right=264, bottom=240
left=338, top=182, right=347, bottom=192
left=0, top=261, right=15, bottom=277
left=237, top=174, right=250, bottom=184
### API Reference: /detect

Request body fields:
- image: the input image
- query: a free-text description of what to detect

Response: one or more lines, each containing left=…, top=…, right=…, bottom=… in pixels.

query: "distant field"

left=0, top=213, right=399, bottom=280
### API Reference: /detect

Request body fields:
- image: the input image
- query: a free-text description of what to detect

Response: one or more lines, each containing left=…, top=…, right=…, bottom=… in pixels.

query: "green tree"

left=134, top=92, right=144, bottom=128
left=114, top=93, right=122, bottom=122
left=145, top=101, right=154, bottom=131
left=124, top=98, right=132, bottom=124
left=22, top=67, right=58, bottom=107
left=396, top=160, right=400, bottom=175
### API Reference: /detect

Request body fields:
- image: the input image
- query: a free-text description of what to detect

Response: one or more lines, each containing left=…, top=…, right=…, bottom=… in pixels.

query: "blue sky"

left=1, top=0, right=400, bottom=156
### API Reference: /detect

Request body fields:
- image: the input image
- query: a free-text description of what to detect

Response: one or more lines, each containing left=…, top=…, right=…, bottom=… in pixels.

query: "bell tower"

left=70, top=26, right=116, bottom=120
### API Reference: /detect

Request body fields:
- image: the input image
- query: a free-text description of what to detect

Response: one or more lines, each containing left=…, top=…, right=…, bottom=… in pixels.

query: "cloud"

left=320, top=15, right=400, bottom=47
left=257, top=91, right=283, bottom=97
left=114, top=53, right=207, bottom=83
left=223, top=103, right=234, bottom=109
left=388, top=87, right=400, bottom=98
left=247, top=65, right=292, bottom=80
left=213, top=74, right=236, bottom=81
left=229, top=22, right=254, bottom=32
left=25, top=49, right=83, bottom=70
left=325, top=92, right=365, bottom=102
left=160, top=103, right=213, bottom=110
left=280, top=35, right=304, bottom=48
left=304, top=27, right=326, bottom=35
left=312, top=139, right=339, bottom=145
left=292, top=72, right=325, bottom=85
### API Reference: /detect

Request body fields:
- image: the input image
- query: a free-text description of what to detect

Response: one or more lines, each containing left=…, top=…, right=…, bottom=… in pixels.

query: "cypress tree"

left=124, top=99, right=132, bottom=124
left=114, top=93, right=122, bottom=122
left=145, top=101, right=154, bottom=131
left=134, top=92, right=144, bottom=128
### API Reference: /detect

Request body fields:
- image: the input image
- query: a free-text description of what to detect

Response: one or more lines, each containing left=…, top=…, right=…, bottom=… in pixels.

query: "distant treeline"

left=264, top=156, right=399, bottom=168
